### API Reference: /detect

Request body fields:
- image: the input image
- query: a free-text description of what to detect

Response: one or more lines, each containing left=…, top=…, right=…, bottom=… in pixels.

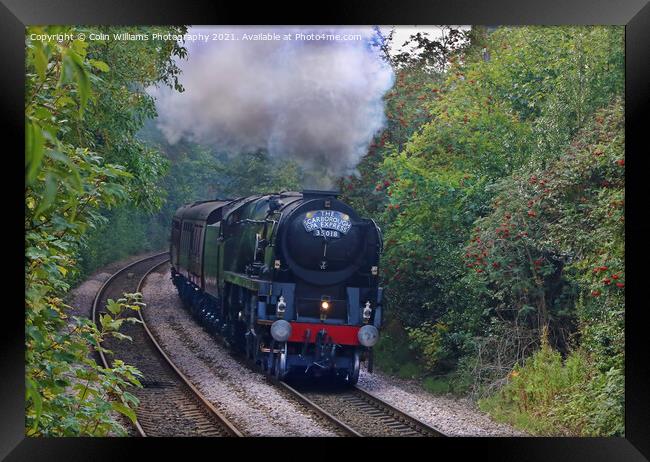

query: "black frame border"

left=5, top=0, right=649, bottom=460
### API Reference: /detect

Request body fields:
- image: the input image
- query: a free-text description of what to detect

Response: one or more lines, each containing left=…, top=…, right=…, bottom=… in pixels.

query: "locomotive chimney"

left=302, top=189, right=341, bottom=199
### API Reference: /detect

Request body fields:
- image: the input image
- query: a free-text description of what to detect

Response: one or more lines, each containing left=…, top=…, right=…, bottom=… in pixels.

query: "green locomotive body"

left=170, top=190, right=383, bottom=383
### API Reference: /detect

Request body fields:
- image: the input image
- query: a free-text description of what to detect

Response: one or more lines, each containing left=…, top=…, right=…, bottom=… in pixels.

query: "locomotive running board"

left=222, top=270, right=262, bottom=291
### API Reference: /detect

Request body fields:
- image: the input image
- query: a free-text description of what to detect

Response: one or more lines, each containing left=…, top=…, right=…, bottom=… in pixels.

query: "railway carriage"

left=170, top=190, right=383, bottom=384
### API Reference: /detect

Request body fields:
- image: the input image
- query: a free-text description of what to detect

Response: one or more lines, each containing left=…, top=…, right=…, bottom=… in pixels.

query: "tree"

left=25, top=25, right=187, bottom=435
left=341, top=27, right=624, bottom=407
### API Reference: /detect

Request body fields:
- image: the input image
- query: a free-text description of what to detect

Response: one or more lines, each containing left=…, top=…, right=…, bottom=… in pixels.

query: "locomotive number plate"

left=303, top=210, right=352, bottom=237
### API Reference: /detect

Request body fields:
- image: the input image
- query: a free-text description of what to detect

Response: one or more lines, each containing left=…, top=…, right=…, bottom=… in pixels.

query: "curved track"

left=94, top=252, right=447, bottom=437
left=92, top=252, right=242, bottom=437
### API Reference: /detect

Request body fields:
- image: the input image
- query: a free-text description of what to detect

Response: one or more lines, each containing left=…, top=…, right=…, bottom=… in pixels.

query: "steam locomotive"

left=170, top=190, right=383, bottom=384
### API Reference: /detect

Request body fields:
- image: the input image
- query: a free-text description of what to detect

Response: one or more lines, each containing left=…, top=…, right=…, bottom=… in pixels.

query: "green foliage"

left=422, top=377, right=450, bottom=394
left=471, top=101, right=624, bottom=435
left=213, top=150, right=303, bottom=197
left=69, top=26, right=187, bottom=211
left=26, top=294, right=145, bottom=435
left=25, top=25, right=186, bottom=436
left=422, top=369, right=473, bottom=395
left=479, top=330, right=624, bottom=436
left=395, top=362, right=420, bottom=380
left=372, top=319, right=420, bottom=374
left=406, top=322, right=447, bottom=369
left=75, top=206, right=165, bottom=279
left=342, top=26, right=624, bottom=436
left=466, top=99, right=624, bottom=349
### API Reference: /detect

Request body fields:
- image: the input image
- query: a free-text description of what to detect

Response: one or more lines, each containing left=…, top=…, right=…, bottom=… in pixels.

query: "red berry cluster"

left=375, top=179, right=392, bottom=192
left=378, top=132, right=388, bottom=147
left=495, top=213, right=517, bottom=239
left=591, top=266, right=624, bottom=294
left=496, top=225, right=511, bottom=238
left=465, top=233, right=492, bottom=273
left=532, top=258, right=545, bottom=273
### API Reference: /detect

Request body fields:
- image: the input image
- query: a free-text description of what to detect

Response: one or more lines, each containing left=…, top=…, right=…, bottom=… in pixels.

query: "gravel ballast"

left=357, top=370, right=527, bottom=436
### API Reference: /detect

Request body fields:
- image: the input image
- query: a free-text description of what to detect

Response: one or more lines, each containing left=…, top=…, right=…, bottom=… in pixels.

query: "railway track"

left=278, top=381, right=446, bottom=437
left=94, top=252, right=446, bottom=437
left=92, top=252, right=242, bottom=437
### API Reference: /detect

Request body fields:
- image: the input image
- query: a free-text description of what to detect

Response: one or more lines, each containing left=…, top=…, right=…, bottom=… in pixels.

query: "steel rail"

left=92, top=252, right=168, bottom=437
left=276, top=380, right=448, bottom=437
left=352, top=386, right=447, bottom=437
left=135, top=258, right=243, bottom=437
left=274, top=381, right=362, bottom=436
left=92, top=252, right=243, bottom=437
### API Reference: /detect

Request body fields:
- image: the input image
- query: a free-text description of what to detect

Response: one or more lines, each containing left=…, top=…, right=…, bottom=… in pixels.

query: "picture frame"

left=6, top=0, right=649, bottom=459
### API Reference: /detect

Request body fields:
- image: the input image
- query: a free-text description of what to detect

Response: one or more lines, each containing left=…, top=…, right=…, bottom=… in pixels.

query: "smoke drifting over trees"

left=150, top=27, right=395, bottom=188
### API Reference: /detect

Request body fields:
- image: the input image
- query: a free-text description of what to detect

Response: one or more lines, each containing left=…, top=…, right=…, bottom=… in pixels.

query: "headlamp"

left=320, top=297, right=331, bottom=321
left=358, top=325, right=379, bottom=347
left=271, top=319, right=291, bottom=342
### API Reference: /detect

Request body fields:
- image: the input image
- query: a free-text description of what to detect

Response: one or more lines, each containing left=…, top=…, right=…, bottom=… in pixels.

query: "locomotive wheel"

left=183, top=282, right=193, bottom=309
left=266, top=351, right=275, bottom=376
left=191, top=294, right=203, bottom=318
left=274, top=344, right=288, bottom=381
left=245, top=332, right=252, bottom=360
left=232, top=321, right=247, bottom=353
left=346, top=351, right=360, bottom=385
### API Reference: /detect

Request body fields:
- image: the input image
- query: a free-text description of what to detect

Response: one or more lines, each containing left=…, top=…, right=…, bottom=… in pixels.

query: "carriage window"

left=194, top=226, right=202, bottom=255
left=224, top=212, right=241, bottom=238
left=187, top=223, right=195, bottom=255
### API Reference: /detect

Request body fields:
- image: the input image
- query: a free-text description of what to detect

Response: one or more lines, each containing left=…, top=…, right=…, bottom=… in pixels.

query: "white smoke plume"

left=149, top=26, right=395, bottom=188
